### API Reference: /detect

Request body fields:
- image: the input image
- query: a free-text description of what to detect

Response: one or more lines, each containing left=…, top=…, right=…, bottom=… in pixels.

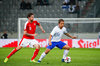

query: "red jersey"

left=22, top=20, right=40, bottom=39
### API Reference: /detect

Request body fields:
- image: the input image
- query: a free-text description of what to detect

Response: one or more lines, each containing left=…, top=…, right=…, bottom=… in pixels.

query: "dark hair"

left=27, top=13, right=34, bottom=18
left=58, top=19, right=64, bottom=24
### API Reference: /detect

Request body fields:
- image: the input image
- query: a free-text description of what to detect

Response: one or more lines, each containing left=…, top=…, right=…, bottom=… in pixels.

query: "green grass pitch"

left=0, top=48, right=100, bottom=66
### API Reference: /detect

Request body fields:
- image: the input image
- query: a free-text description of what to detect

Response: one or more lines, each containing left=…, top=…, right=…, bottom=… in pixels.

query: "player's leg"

left=4, top=45, right=22, bottom=63
left=56, top=41, right=70, bottom=62
left=4, top=38, right=27, bottom=63
left=62, top=45, right=70, bottom=62
left=31, top=44, right=40, bottom=61
left=38, top=48, right=51, bottom=63
left=38, top=42, right=56, bottom=63
left=7, top=45, right=22, bottom=58
left=30, top=39, right=41, bottom=63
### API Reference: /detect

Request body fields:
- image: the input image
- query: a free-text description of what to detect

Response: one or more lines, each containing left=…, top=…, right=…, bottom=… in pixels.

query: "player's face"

left=29, top=15, right=34, bottom=22
left=59, top=21, right=64, bottom=29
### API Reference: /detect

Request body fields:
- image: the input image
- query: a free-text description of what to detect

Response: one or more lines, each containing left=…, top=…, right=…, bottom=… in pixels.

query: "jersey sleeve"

left=24, top=22, right=28, bottom=31
left=50, top=27, right=56, bottom=36
left=64, top=28, right=68, bottom=33
left=36, top=21, right=40, bottom=26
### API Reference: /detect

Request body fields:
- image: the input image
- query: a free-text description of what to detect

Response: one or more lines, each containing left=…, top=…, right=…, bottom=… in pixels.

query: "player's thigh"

left=20, top=39, right=30, bottom=47
left=34, top=44, right=40, bottom=49
left=62, top=45, right=70, bottom=50
left=46, top=42, right=56, bottom=50
left=30, top=39, right=40, bottom=48
left=56, top=41, right=66, bottom=49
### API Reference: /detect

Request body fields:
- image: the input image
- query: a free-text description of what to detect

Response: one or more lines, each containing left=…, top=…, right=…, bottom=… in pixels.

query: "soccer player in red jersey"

left=4, top=13, right=45, bottom=63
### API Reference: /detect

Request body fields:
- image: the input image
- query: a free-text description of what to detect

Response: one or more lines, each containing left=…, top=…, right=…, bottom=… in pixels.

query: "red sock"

left=31, top=49, right=39, bottom=60
left=7, top=48, right=17, bottom=58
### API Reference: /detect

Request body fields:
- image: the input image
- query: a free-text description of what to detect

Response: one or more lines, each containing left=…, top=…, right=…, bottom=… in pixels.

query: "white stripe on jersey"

left=24, top=21, right=28, bottom=30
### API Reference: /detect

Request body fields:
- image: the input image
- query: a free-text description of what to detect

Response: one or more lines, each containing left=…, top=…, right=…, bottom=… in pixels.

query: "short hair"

left=27, top=13, right=34, bottom=18
left=58, top=19, right=64, bottom=24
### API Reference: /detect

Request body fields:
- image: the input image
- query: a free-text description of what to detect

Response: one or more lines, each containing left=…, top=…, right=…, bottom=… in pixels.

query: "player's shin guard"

left=7, top=48, right=17, bottom=58
left=31, top=49, right=39, bottom=60
left=39, top=52, right=46, bottom=61
left=63, top=50, right=69, bottom=59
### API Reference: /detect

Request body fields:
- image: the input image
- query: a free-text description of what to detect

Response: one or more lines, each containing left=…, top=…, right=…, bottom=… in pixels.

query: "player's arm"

left=64, top=33, right=77, bottom=39
left=38, top=24, right=45, bottom=33
left=48, top=27, right=56, bottom=46
left=48, top=34, right=52, bottom=46
left=23, top=31, right=37, bottom=36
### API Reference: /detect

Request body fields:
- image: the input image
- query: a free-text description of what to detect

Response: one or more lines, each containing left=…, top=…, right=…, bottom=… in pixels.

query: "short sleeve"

left=24, top=22, right=28, bottom=31
left=64, top=28, right=68, bottom=33
left=51, top=27, right=56, bottom=35
left=36, top=21, right=40, bottom=26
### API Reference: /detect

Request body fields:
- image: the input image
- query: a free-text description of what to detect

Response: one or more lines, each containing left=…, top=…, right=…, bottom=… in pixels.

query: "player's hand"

left=42, top=30, right=45, bottom=33
left=49, top=42, right=52, bottom=46
left=72, top=36, right=77, bottom=39
left=32, top=33, right=38, bottom=36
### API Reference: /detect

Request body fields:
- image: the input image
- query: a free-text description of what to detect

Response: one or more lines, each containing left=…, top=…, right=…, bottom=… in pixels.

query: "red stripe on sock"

left=7, top=48, right=17, bottom=58
left=31, top=49, right=39, bottom=60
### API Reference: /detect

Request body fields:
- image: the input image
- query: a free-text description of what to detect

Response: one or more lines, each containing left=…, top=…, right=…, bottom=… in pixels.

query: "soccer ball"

left=64, top=56, right=71, bottom=63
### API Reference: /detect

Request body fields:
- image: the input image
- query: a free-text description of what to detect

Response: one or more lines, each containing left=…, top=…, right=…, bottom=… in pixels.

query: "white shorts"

left=20, top=38, right=39, bottom=48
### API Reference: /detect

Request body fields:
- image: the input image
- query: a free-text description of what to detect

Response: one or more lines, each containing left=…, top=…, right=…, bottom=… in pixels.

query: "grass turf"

left=0, top=48, right=100, bottom=66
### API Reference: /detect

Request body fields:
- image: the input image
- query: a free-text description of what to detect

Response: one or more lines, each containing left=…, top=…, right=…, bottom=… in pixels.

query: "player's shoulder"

left=25, top=21, right=29, bottom=25
left=55, top=26, right=59, bottom=28
left=63, top=27, right=66, bottom=29
left=33, top=20, right=39, bottom=23
left=53, top=26, right=58, bottom=29
left=62, top=27, right=67, bottom=32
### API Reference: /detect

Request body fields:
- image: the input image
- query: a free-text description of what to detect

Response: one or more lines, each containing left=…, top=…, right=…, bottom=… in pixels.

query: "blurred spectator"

left=36, top=0, right=49, bottom=5
left=1, top=31, right=8, bottom=39
left=63, top=0, right=76, bottom=5
left=68, top=4, right=76, bottom=13
left=43, top=0, right=49, bottom=5
left=74, top=3, right=80, bottom=17
left=70, top=0, right=76, bottom=5
left=20, top=0, right=26, bottom=10
left=36, top=0, right=43, bottom=5
left=62, top=0, right=70, bottom=11
left=62, top=0, right=77, bottom=13
left=63, top=0, right=70, bottom=5
left=26, top=1, right=32, bottom=9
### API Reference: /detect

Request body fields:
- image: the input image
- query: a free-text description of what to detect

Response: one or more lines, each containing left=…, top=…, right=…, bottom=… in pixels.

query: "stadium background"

left=0, top=0, right=100, bottom=66
left=0, top=0, right=100, bottom=39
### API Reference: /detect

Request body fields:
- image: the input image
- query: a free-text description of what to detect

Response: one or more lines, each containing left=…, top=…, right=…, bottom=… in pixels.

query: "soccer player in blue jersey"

left=38, top=19, right=77, bottom=63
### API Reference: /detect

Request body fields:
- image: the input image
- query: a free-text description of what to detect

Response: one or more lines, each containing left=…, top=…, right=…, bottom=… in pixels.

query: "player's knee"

left=37, top=44, right=40, bottom=50
left=16, top=46, right=22, bottom=50
left=67, top=46, right=70, bottom=50
left=65, top=46, right=70, bottom=50
left=35, top=44, right=40, bottom=50
left=38, top=44, right=40, bottom=49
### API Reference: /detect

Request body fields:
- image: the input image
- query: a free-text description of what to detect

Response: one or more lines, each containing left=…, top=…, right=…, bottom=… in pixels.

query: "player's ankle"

left=38, top=60, right=41, bottom=62
left=31, top=59, right=34, bottom=61
left=62, top=59, right=64, bottom=62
